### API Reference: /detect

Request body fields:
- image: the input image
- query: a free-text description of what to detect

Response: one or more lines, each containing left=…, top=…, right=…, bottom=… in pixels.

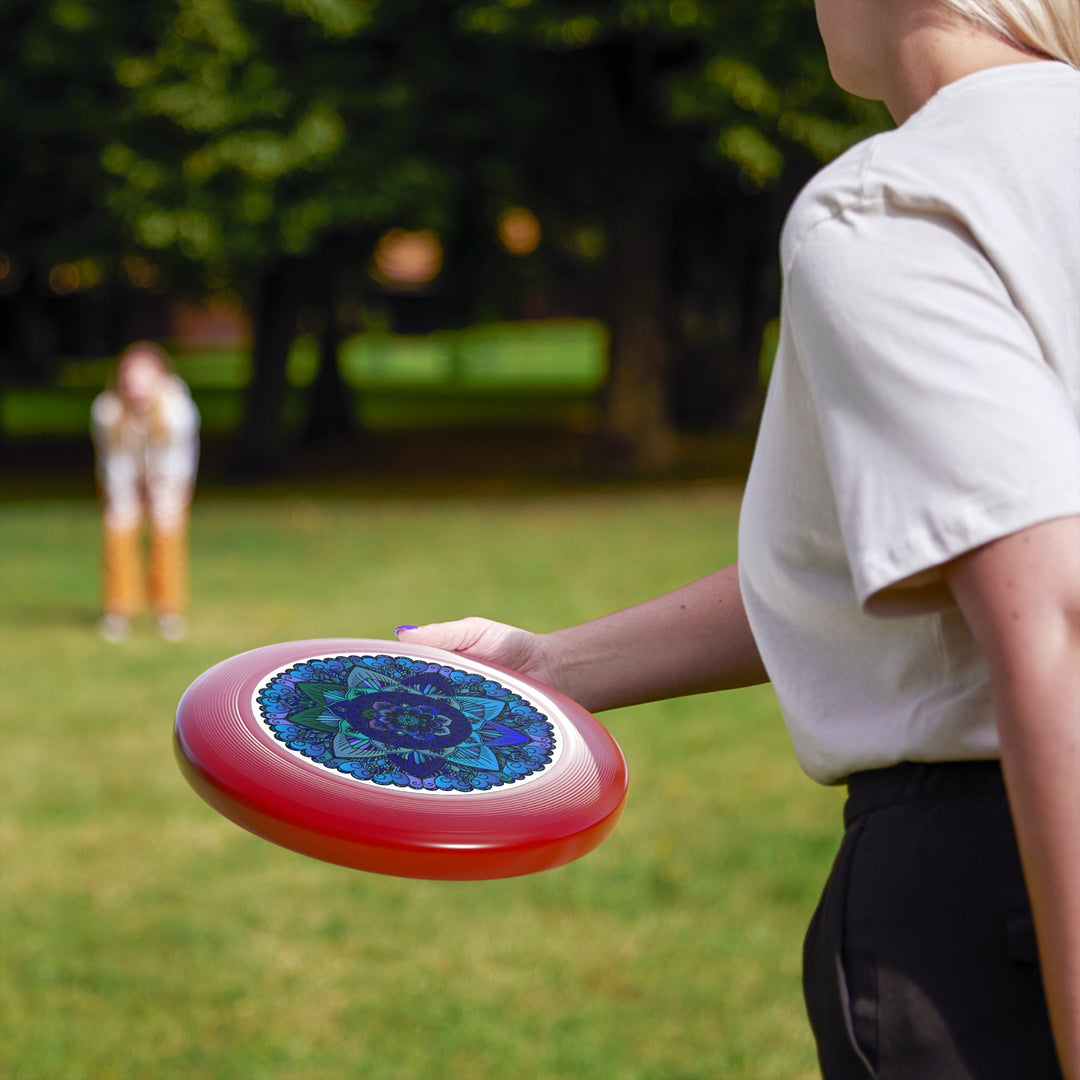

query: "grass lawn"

left=1, top=320, right=610, bottom=437
left=0, top=484, right=842, bottom=1079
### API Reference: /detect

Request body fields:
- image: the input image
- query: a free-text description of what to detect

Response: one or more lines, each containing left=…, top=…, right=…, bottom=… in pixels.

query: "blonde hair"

left=938, top=0, right=1080, bottom=66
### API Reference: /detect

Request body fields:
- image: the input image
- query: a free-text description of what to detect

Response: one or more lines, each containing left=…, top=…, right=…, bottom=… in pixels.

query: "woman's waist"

left=844, top=758, right=1005, bottom=828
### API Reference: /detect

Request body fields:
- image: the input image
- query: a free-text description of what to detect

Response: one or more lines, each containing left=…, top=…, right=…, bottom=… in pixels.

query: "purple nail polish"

left=395, top=625, right=418, bottom=634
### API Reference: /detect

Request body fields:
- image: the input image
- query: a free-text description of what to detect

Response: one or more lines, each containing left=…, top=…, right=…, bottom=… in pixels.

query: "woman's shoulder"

left=782, top=62, right=1079, bottom=273
left=91, top=389, right=124, bottom=430
left=156, top=375, right=200, bottom=430
left=779, top=136, right=885, bottom=270
left=161, top=372, right=194, bottom=401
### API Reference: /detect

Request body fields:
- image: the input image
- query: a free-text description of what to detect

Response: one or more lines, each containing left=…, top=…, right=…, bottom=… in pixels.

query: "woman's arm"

left=944, top=515, right=1080, bottom=1080
left=397, top=562, right=768, bottom=713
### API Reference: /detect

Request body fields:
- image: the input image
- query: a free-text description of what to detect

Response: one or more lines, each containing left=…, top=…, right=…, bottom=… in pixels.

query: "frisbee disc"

left=174, top=638, right=628, bottom=880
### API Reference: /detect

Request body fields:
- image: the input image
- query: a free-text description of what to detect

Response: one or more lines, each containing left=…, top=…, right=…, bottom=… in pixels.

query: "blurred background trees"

left=0, top=0, right=888, bottom=475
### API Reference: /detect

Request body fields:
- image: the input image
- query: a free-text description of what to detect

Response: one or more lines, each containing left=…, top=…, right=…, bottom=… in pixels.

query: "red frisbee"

left=174, top=638, right=628, bottom=880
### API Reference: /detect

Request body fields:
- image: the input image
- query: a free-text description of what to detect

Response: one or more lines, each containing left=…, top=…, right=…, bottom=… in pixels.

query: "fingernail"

left=395, top=625, right=418, bottom=635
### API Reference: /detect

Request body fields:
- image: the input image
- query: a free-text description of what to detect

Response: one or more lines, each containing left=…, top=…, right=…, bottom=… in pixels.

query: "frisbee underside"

left=174, top=638, right=628, bottom=880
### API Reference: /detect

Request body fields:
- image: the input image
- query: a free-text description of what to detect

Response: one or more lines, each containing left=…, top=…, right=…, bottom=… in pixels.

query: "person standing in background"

left=91, top=341, right=200, bottom=642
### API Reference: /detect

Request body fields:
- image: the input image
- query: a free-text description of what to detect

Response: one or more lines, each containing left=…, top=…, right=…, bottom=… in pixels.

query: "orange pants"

left=102, top=517, right=188, bottom=618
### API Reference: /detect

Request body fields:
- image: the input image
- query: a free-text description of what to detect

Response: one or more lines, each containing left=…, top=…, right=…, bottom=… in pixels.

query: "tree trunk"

left=2, top=278, right=60, bottom=384
left=669, top=187, right=781, bottom=432
left=602, top=188, right=675, bottom=471
left=302, top=302, right=355, bottom=447
left=232, top=258, right=303, bottom=479
left=585, top=42, right=677, bottom=475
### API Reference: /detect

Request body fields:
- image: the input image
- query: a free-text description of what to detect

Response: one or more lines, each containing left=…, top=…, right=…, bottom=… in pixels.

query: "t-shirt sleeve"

left=787, top=201, right=1080, bottom=613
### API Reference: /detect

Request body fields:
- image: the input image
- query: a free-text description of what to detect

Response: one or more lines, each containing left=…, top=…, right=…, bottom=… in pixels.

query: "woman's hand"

left=396, top=618, right=561, bottom=688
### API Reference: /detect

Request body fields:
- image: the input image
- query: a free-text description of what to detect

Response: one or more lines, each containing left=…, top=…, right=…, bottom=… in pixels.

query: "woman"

left=398, top=1, right=1078, bottom=1077
left=91, top=342, right=200, bottom=642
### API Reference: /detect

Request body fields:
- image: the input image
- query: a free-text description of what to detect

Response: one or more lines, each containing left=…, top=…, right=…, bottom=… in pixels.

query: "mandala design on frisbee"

left=255, top=655, right=558, bottom=792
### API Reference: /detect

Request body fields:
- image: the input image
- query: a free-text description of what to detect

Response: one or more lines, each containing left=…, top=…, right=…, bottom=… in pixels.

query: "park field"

left=0, top=483, right=843, bottom=1080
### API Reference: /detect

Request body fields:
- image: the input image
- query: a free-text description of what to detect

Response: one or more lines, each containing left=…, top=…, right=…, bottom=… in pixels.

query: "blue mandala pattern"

left=256, top=655, right=557, bottom=792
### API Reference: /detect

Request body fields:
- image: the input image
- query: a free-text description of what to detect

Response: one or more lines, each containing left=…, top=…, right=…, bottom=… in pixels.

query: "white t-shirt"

left=91, top=375, right=200, bottom=530
left=739, top=62, right=1080, bottom=785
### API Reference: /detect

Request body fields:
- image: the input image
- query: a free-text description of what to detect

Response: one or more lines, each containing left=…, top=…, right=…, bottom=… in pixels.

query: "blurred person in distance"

left=91, top=341, right=200, bottom=642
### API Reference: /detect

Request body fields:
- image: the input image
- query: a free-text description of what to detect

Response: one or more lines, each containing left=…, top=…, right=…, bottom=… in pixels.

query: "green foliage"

left=455, top=0, right=889, bottom=185
left=0, top=1, right=144, bottom=265
left=1, top=489, right=843, bottom=1079
left=97, top=0, right=453, bottom=275
left=2, top=0, right=889, bottom=457
left=2, top=0, right=888, bottom=280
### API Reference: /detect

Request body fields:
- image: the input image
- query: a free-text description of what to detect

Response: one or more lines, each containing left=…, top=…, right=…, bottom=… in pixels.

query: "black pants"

left=802, top=761, right=1063, bottom=1080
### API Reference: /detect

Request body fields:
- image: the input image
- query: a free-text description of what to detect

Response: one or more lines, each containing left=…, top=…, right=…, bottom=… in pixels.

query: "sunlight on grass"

left=0, top=489, right=841, bottom=1079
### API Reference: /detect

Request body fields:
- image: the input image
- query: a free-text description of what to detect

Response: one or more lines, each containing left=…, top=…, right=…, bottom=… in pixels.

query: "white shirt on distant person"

left=91, top=375, right=200, bottom=532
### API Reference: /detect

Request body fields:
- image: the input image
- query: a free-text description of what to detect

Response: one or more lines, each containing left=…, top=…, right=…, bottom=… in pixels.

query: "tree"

left=2, top=0, right=889, bottom=474
left=453, top=0, right=890, bottom=470
left=0, top=0, right=179, bottom=379
left=95, top=0, right=557, bottom=473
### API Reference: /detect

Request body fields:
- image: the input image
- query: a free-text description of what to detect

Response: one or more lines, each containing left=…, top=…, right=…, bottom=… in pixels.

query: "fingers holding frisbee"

left=395, top=618, right=556, bottom=688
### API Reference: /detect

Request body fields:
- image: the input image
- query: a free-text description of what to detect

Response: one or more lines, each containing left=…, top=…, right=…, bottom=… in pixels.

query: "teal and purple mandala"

left=255, top=655, right=557, bottom=792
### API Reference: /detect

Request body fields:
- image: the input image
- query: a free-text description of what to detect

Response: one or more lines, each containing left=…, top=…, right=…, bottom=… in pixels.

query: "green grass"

left=0, top=486, right=842, bottom=1079
left=0, top=383, right=602, bottom=437
left=2, top=319, right=609, bottom=437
